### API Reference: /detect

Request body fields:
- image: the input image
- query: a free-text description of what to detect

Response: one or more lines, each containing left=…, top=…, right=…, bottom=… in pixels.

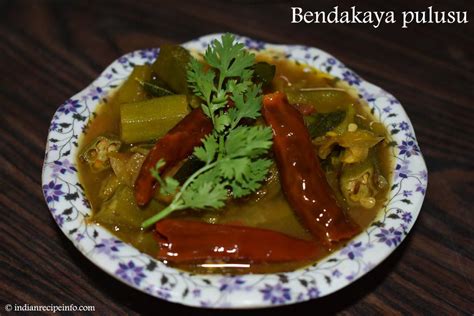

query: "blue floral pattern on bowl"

left=42, top=33, right=428, bottom=308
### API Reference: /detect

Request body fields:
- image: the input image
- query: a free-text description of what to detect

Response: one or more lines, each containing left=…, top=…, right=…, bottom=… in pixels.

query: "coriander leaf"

left=181, top=180, right=227, bottom=209
left=247, top=158, right=273, bottom=183
left=192, top=165, right=221, bottom=184
left=150, top=159, right=166, bottom=180
left=229, top=84, right=262, bottom=126
left=150, top=159, right=180, bottom=196
left=226, top=79, right=250, bottom=96
left=214, top=113, right=231, bottom=132
left=209, top=89, right=228, bottom=114
left=228, top=158, right=273, bottom=198
left=204, top=34, right=255, bottom=91
left=226, top=51, right=255, bottom=78
left=160, top=177, right=180, bottom=196
left=194, top=134, right=218, bottom=163
left=240, top=68, right=253, bottom=83
left=187, top=58, right=214, bottom=102
left=225, top=126, right=273, bottom=158
left=217, top=157, right=250, bottom=183
left=205, top=34, right=253, bottom=77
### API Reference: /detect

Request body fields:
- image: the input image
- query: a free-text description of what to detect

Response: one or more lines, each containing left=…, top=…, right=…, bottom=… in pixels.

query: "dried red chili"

left=155, top=219, right=320, bottom=263
left=262, top=92, right=359, bottom=245
left=134, top=108, right=213, bottom=206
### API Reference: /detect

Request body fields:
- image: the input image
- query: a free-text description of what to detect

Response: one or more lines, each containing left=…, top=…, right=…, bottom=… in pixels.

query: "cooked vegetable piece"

left=109, top=152, right=146, bottom=187
left=304, top=110, right=346, bottom=138
left=315, top=129, right=384, bottom=164
left=99, top=174, right=122, bottom=201
left=80, top=135, right=121, bottom=172
left=304, top=105, right=356, bottom=139
left=120, top=95, right=190, bottom=143
left=340, top=150, right=388, bottom=209
left=94, top=185, right=164, bottom=229
left=286, top=88, right=355, bottom=113
left=134, top=108, right=213, bottom=206
left=130, top=144, right=153, bottom=155
left=321, top=161, right=348, bottom=208
left=369, top=121, right=387, bottom=137
left=136, top=79, right=174, bottom=98
left=151, top=45, right=191, bottom=94
left=262, top=92, right=359, bottom=245
left=150, top=73, right=172, bottom=89
left=253, top=62, right=276, bottom=86
left=116, top=65, right=152, bottom=104
left=155, top=219, right=320, bottom=263
left=187, top=95, right=202, bottom=109
left=151, top=159, right=188, bottom=204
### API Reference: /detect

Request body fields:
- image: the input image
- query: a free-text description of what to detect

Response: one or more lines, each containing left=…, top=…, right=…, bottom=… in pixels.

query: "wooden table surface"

left=1, top=0, right=473, bottom=314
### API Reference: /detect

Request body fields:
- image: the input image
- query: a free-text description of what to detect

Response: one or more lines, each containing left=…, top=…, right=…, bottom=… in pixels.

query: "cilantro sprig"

left=142, top=34, right=273, bottom=228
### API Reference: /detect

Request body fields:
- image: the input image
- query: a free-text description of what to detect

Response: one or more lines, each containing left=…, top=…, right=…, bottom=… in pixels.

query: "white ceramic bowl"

left=42, top=33, right=427, bottom=308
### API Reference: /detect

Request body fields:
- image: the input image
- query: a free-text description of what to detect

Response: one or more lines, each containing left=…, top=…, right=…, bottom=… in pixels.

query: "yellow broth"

left=77, top=52, right=392, bottom=274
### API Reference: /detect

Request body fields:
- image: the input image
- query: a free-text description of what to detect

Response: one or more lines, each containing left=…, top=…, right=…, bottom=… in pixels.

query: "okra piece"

left=286, top=88, right=355, bottom=113
left=315, top=129, right=383, bottom=163
left=137, top=79, right=174, bottom=98
left=109, top=152, right=146, bottom=187
left=129, top=144, right=153, bottom=155
left=99, top=174, right=122, bottom=201
left=332, top=104, right=356, bottom=135
left=253, top=62, right=276, bottom=86
left=340, top=150, right=388, bottom=209
left=120, top=95, right=190, bottom=143
left=80, top=135, right=122, bottom=172
left=116, top=65, right=152, bottom=104
left=151, top=45, right=191, bottom=94
left=94, top=185, right=164, bottom=229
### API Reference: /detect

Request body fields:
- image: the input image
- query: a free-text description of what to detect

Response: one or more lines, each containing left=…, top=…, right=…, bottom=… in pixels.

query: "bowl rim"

left=42, top=33, right=428, bottom=309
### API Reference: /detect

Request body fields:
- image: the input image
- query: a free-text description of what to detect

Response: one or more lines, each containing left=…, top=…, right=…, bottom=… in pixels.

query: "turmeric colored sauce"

left=77, top=52, right=393, bottom=274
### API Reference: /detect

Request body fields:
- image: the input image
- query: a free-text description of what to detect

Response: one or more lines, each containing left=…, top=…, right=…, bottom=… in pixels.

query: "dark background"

left=1, top=0, right=473, bottom=314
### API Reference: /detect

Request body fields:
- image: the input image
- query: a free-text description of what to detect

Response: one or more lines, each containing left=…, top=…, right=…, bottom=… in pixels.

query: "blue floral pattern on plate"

left=42, top=33, right=428, bottom=308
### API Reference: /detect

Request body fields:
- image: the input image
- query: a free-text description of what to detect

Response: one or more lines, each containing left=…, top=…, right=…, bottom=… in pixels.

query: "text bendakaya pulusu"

left=291, top=6, right=469, bottom=29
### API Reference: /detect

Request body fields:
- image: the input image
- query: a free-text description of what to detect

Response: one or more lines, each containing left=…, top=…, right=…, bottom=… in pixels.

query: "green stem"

left=173, top=161, right=216, bottom=202
left=230, top=114, right=242, bottom=130
left=141, top=161, right=218, bottom=228
left=217, top=72, right=225, bottom=94
left=141, top=204, right=182, bottom=228
left=217, top=135, right=225, bottom=160
left=205, top=95, right=215, bottom=125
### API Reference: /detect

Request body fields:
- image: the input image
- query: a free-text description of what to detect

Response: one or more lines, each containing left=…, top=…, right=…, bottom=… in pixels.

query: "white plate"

left=42, top=33, right=427, bottom=308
